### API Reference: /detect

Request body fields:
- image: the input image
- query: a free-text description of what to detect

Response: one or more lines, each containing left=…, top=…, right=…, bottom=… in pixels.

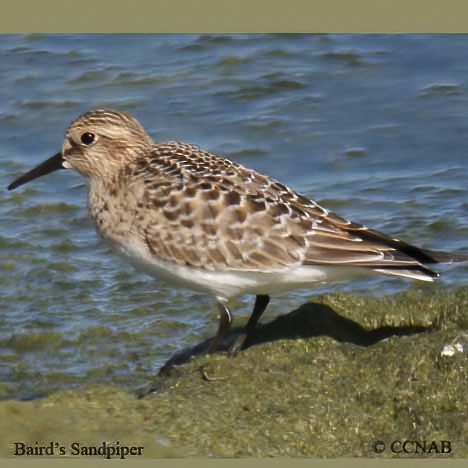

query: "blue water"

left=0, top=34, right=467, bottom=397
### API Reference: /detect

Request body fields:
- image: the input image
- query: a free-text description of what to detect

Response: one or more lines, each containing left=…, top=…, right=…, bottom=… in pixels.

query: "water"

left=1, top=34, right=467, bottom=397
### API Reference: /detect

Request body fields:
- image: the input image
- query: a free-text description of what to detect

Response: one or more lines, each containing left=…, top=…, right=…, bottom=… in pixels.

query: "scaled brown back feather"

left=123, top=141, right=457, bottom=280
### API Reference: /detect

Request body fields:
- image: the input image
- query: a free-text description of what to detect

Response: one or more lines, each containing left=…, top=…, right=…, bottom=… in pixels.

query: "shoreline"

left=1, top=285, right=467, bottom=457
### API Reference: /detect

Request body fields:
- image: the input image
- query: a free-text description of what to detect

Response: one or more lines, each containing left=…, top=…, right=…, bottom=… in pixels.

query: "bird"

left=7, top=108, right=468, bottom=356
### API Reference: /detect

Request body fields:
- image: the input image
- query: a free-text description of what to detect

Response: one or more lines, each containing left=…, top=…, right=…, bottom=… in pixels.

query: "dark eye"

left=81, top=132, right=96, bottom=145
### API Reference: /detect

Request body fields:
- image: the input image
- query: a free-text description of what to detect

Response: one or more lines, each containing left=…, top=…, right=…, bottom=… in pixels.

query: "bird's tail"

left=418, top=249, right=468, bottom=264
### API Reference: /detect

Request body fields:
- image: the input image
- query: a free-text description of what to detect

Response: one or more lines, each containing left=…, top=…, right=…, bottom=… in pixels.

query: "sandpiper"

left=8, top=109, right=468, bottom=356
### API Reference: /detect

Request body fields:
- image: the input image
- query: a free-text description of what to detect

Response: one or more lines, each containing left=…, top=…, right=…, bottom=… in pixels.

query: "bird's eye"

left=80, top=132, right=96, bottom=145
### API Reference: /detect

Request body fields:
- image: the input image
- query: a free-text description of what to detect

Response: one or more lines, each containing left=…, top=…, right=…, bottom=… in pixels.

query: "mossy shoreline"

left=1, top=286, right=467, bottom=458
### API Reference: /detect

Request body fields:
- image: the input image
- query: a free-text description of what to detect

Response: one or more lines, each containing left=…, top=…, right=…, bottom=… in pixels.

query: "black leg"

left=229, top=294, right=270, bottom=356
left=208, top=297, right=232, bottom=353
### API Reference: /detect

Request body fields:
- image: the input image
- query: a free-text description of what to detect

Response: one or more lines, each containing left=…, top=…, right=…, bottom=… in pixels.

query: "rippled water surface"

left=1, top=34, right=467, bottom=397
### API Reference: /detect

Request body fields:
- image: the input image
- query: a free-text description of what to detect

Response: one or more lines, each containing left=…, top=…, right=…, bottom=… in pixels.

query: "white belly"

left=108, top=236, right=370, bottom=300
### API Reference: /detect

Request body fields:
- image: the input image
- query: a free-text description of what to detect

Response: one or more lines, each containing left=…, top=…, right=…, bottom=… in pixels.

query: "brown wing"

left=301, top=209, right=439, bottom=280
left=129, top=141, right=443, bottom=279
left=128, top=142, right=313, bottom=271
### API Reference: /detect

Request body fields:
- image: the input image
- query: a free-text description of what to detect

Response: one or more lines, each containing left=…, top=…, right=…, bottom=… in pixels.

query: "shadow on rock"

left=137, top=300, right=434, bottom=398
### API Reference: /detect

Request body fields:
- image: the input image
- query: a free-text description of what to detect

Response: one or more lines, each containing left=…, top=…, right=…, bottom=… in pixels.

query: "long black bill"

left=8, top=152, right=64, bottom=191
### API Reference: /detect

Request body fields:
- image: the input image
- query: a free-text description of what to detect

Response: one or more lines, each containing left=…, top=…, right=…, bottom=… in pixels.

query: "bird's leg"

left=229, top=294, right=270, bottom=357
left=208, top=297, right=233, bottom=353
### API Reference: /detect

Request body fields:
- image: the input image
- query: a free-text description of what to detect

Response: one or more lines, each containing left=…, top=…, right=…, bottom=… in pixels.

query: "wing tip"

left=373, top=266, right=438, bottom=282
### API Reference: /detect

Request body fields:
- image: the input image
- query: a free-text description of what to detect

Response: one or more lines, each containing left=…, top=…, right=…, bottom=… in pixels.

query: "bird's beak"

left=7, top=152, right=65, bottom=191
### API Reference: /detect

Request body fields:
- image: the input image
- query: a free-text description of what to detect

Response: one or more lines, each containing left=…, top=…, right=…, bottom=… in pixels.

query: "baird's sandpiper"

left=8, top=109, right=468, bottom=356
